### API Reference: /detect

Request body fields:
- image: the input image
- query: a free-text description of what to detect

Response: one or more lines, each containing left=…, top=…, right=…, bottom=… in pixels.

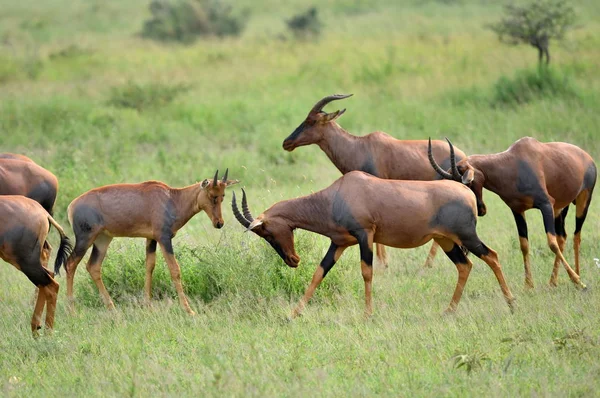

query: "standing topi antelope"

left=0, top=196, right=72, bottom=336
left=232, top=171, right=515, bottom=317
left=282, top=94, right=468, bottom=269
left=62, top=170, right=238, bottom=315
left=429, top=136, right=595, bottom=289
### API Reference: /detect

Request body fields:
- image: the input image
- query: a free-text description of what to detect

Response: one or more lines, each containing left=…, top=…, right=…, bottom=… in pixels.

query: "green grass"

left=1, top=0, right=600, bottom=396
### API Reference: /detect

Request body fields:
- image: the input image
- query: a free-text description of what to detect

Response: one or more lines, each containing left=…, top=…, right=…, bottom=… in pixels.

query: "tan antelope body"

left=282, top=95, right=467, bottom=268
left=233, top=171, right=514, bottom=317
left=0, top=196, right=72, bottom=336
left=430, top=137, right=596, bottom=288
left=64, top=170, right=238, bottom=315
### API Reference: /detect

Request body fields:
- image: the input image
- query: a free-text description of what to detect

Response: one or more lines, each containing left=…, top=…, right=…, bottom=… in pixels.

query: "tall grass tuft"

left=107, top=81, right=191, bottom=112
left=492, top=67, right=579, bottom=106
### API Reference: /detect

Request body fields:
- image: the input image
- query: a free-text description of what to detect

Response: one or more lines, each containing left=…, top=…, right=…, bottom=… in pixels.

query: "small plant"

left=141, top=0, right=246, bottom=44
left=107, top=81, right=191, bottom=112
left=553, top=329, right=596, bottom=352
left=451, top=350, right=490, bottom=374
left=286, top=7, right=322, bottom=39
left=488, top=0, right=578, bottom=66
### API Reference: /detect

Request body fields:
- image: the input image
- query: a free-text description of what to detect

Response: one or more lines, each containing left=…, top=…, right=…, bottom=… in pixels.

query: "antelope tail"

left=47, top=215, right=74, bottom=276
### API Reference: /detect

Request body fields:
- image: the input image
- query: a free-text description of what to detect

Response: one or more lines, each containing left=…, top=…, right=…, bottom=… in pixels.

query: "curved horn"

left=428, top=138, right=454, bottom=180
left=232, top=191, right=250, bottom=228
left=222, top=168, right=228, bottom=183
left=241, top=188, right=254, bottom=222
left=310, top=94, right=353, bottom=114
left=445, top=137, right=461, bottom=181
left=213, top=170, right=218, bottom=186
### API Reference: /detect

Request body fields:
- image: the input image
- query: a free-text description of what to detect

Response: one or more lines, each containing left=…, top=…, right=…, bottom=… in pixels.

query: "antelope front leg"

left=144, top=239, right=157, bottom=303
left=512, top=211, right=533, bottom=289
left=422, top=241, right=439, bottom=268
left=291, top=242, right=346, bottom=318
left=358, top=233, right=374, bottom=317
left=158, top=240, right=195, bottom=316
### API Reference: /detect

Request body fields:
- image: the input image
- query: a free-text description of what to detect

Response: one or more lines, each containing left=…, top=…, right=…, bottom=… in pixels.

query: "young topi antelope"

left=282, top=94, right=468, bottom=269
left=62, top=170, right=238, bottom=315
left=0, top=196, right=72, bottom=336
left=232, top=171, right=515, bottom=317
left=429, top=137, right=595, bottom=288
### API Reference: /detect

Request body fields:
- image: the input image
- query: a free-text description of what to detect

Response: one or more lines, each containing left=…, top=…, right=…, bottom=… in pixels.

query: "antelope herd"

left=1, top=95, right=596, bottom=336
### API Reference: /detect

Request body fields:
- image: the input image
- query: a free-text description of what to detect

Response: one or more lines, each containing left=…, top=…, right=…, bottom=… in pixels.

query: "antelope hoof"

left=548, top=279, right=558, bottom=288
left=443, top=307, right=457, bottom=316
left=524, top=280, right=535, bottom=290
left=507, top=298, right=517, bottom=313
left=578, top=282, right=588, bottom=291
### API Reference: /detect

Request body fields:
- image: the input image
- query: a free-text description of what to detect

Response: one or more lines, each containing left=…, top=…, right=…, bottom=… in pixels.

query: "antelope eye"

left=212, top=196, right=218, bottom=205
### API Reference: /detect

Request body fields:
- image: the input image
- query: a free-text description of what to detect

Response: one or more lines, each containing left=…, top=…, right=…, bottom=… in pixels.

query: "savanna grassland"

left=1, top=0, right=600, bottom=396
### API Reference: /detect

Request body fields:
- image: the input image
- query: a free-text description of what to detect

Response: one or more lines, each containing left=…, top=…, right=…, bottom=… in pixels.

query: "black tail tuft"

left=54, top=235, right=73, bottom=276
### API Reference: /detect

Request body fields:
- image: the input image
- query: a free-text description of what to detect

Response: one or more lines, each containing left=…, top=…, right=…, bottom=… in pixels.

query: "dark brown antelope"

left=429, top=137, right=595, bottom=289
left=0, top=196, right=72, bottom=336
left=232, top=171, right=515, bottom=317
left=282, top=94, right=468, bottom=269
left=63, top=170, right=238, bottom=315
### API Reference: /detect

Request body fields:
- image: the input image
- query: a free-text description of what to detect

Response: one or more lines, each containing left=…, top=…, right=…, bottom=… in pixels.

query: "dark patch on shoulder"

left=516, top=160, right=547, bottom=206
left=583, top=163, right=597, bottom=191
left=429, top=200, right=476, bottom=233
left=320, top=243, right=338, bottom=277
left=27, top=181, right=57, bottom=214
left=160, top=199, right=177, bottom=253
left=0, top=226, right=52, bottom=286
left=72, top=205, right=104, bottom=236
left=332, top=192, right=362, bottom=232
left=360, top=155, right=378, bottom=177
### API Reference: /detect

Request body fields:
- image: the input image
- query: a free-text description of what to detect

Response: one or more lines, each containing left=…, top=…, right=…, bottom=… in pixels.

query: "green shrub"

left=107, top=81, right=191, bottom=111
left=141, top=0, right=246, bottom=44
left=286, top=7, right=322, bottom=39
left=492, top=67, right=578, bottom=106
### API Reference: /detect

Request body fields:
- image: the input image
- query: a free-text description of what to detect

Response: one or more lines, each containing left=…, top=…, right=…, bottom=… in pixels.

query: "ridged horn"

left=232, top=191, right=250, bottom=228
left=213, top=170, right=219, bottom=186
left=222, top=168, right=228, bottom=183
left=310, top=94, right=353, bottom=114
left=445, top=137, right=461, bottom=181
left=428, top=138, right=455, bottom=181
left=241, top=188, right=254, bottom=222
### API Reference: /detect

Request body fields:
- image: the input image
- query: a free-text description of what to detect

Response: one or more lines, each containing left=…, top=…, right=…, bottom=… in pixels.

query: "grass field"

left=1, top=0, right=600, bottom=396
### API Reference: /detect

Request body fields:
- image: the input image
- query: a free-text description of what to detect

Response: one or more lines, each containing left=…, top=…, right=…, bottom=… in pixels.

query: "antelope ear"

left=322, top=109, right=346, bottom=123
left=200, top=179, right=210, bottom=189
left=247, top=219, right=264, bottom=231
left=225, top=179, right=240, bottom=187
left=462, top=169, right=475, bottom=185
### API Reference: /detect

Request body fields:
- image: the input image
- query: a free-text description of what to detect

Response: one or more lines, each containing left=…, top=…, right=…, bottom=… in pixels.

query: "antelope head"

left=282, top=94, right=353, bottom=151
left=199, top=169, right=239, bottom=228
left=232, top=190, right=300, bottom=267
left=428, top=138, right=487, bottom=216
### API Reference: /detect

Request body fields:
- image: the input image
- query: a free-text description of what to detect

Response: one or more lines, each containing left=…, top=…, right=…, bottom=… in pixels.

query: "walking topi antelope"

left=62, top=170, right=238, bottom=315
left=232, top=171, right=515, bottom=317
left=429, top=136, right=595, bottom=289
left=0, top=196, right=72, bottom=336
left=282, top=94, right=468, bottom=269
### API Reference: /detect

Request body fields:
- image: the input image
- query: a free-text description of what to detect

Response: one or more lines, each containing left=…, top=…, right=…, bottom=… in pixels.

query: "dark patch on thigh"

left=443, top=244, right=469, bottom=264
left=429, top=200, right=476, bottom=237
left=360, top=156, right=378, bottom=177
left=516, top=160, right=547, bottom=206
left=512, top=211, right=528, bottom=239
left=71, top=204, right=104, bottom=236
left=147, top=239, right=157, bottom=254
left=462, top=239, right=490, bottom=258
left=27, top=181, right=57, bottom=214
left=320, top=243, right=338, bottom=277
left=583, top=163, right=597, bottom=191
left=0, top=226, right=52, bottom=286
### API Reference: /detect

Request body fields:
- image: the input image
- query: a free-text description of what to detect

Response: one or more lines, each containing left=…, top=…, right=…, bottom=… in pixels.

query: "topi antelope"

left=63, top=170, right=238, bottom=315
left=0, top=196, right=72, bottom=336
left=282, top=94, right=468, bottom=269
left=429, top=137, right=596, bottom=289
left=232, top=171, right=515, bottom=317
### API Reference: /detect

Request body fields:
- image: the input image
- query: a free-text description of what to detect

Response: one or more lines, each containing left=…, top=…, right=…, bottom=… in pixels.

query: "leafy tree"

left=489, top=0, right=577, bottom=65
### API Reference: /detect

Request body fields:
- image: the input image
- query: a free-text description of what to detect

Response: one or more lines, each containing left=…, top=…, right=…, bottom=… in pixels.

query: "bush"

left=107, top=81, right=191, bottom=111
left=141, top=0, right=246, bottom=44
left=492, top=67, right=578, bottom=106
left=286, top=7, right=322, bottom=39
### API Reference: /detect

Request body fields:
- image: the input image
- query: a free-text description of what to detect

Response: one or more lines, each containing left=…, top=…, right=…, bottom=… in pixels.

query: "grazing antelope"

left=232, top=172, right=515, bottom=317
left=429, top=137, right=595, bottom=289
left=282, top=94, right=468, bottom=269
left=62, top=170, right=238, bottom=315
left=0, top=196, right=72, bottom=336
